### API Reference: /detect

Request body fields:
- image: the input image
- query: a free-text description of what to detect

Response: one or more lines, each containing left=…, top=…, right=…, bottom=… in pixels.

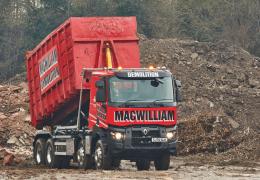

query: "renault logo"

left=143, top=128, right=148, bottom=135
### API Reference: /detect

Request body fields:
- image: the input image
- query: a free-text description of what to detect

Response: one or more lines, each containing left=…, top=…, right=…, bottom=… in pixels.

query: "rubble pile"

left=177, top=112, right=235, bottom=155
left=140, top=38, right=260, bottom=161
left=0, top=83, right=34, bottom=166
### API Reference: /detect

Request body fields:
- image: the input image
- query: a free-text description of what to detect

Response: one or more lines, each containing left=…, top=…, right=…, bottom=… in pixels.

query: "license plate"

left=151, top=138, right=167, bottom=142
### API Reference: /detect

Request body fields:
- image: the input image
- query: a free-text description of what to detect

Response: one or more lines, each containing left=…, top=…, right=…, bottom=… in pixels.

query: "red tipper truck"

left=26, top=17, right=182, bottom=170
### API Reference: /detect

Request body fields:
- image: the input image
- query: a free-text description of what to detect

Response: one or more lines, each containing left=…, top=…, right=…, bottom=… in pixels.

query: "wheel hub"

left=94, top=147, right=102, bottom=168
left=36, top=148, right=41, bottom=163
left=77, top=146, right=84, bottom=166
left=47, top=146, right=52, bottom=164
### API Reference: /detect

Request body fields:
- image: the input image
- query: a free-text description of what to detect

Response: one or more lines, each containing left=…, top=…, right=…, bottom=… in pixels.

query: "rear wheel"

left=34, top=138, right=46, bottom=165
left=136, top=160, right=150, bottom=171
left=45, top=139, right=62, bottom=168
left=154, top=154, right=170, bottom=170
left=77, top=141, right=93, bottom=169
left=94, top=140, right=112, bottom=170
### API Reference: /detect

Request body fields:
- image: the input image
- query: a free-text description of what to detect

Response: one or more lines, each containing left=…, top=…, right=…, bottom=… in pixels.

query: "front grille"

left=132, top=130, right=160, bottom=138
left=131, top=128, right=161, bottom=147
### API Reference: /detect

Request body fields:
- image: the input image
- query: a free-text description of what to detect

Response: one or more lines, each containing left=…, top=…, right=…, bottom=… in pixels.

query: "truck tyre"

left=77, top=141, right=93, bottom=169
left=136, top=160, right=150, bottom=171
left=94, top=140, right=111, bottom=170
left=45, top=139, right=62, bottom=168
left=111, top=159, right=121, bottom=169
left=154, top=154, right=170, bottom=170
left=34, top=138, right=46, bottom=165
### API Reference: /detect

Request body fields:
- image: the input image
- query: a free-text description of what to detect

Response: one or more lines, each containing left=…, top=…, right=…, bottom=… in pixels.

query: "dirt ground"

left=0, top=157, right=259, bottom=180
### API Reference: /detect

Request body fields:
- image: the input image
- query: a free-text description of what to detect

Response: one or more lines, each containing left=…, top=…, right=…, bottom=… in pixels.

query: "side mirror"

left=96, top=80, right=106, bottom=102
left=175, top=80, right=182, bottom=102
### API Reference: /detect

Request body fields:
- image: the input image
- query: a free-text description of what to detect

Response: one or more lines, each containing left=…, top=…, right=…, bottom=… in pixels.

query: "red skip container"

left=26, top=17, right=140, bottom=129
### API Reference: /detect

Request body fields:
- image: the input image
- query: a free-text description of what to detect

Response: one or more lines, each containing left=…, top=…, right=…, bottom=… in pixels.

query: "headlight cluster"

left=110, top=131, right=124, bottom=141
left=166, top=131, right=176, bottom=140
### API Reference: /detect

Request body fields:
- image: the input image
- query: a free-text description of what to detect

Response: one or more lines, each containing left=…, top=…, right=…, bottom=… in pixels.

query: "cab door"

left=88, top=76, right=108, bottom=129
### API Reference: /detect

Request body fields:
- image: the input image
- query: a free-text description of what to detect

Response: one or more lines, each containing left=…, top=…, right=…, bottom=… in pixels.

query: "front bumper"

left=107, top=126, right=177, bottom=160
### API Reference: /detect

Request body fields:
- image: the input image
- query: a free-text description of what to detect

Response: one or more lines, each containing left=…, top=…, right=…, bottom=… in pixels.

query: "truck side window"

left=96, top=80, right=106, bottom=102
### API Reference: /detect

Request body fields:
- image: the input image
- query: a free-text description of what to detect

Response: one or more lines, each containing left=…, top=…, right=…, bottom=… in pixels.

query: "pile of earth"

left=140, top=38, right=260, bottom=162
left=0, top=83, right=34, bottom=166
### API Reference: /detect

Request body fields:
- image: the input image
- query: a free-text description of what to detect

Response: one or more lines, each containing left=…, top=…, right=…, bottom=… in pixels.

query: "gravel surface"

left=0, top=158, right=259, bottom=180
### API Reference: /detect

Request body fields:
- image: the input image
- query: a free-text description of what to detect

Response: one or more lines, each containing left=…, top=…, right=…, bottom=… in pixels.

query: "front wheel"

left=154, top=154, right=170, bottom=170
left=94, top=140, right=112, bottom=170
left=136, top=160, right=150, bottom=171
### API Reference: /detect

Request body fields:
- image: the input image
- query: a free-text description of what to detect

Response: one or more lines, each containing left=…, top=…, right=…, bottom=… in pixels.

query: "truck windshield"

left=109, top=76, right=174, bottom=103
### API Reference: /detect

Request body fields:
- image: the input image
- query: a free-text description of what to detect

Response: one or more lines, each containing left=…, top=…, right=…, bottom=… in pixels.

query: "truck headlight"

left=111, top=132, right=124, bottom=140
left=166, top=131, right=176, bottom=140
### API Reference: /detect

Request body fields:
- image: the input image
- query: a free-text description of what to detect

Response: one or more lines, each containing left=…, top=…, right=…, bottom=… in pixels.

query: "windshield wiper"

left=151, top=99, right=173, bottom=107
left=153, top=98, right=173, bottom=103
left=118, top=99, right=173, bottom=107
left=119, top=99, right=143, bottom=107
